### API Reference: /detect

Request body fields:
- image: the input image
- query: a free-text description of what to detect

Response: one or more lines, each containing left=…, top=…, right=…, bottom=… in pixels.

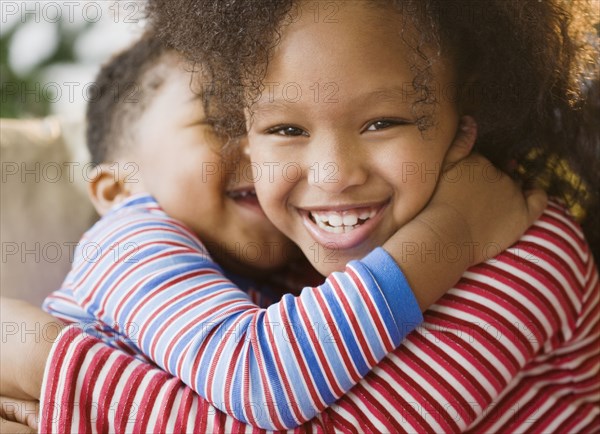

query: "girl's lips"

left=298, top=201, right=389, bottom=250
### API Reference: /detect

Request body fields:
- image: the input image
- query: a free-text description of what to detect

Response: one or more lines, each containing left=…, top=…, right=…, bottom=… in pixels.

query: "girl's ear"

left=444, top=115, right=478, bottom=168
left=87, top=164, right=139, bottom=216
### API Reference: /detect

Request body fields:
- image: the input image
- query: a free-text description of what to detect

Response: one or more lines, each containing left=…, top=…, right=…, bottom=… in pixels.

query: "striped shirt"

left=40, top=200, right=600, bottom=433
left=43, top=194, right=422, bottom=430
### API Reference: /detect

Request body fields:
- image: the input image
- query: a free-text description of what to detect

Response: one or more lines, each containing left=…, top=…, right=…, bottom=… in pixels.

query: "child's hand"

left=0, top=396, right=38, bottom=433
left=427, top=152, right=547, bottom=266
left=383, top=117, right=547, bottom=310
left=0, top=298, right=63, bottom=401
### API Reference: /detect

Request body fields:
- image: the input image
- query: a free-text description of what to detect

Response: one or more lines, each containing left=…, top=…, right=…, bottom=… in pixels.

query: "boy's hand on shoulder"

left=384, top=118, right=546, bottom=311
left=428, top=152, right=547, bottom=266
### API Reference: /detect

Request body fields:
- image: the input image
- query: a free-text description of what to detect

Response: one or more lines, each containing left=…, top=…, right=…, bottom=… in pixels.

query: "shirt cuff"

left=360, top=247, right=423, bottom=330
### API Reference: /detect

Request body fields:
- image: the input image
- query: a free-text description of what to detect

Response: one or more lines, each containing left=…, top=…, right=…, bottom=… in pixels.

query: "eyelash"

left=265, top=125, right=308, bottom=137
left=264, top=118, right=411, bottom=137
left=363, top=118, right=410, bottom=132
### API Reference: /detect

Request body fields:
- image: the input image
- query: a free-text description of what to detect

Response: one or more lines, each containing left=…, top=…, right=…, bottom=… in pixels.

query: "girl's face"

left=246, top=1, right=461, bottom=275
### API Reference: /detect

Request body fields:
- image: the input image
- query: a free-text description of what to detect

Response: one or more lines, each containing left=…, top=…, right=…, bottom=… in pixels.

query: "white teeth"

left=313, top=212, right=331, bottom=224
left=228, top=189, right=256, bottom=199
left=314, top=219, right=345, bottom=233
left=328, top=214, right=343, bottom=227
left=342, top=214, right=358, bottom=226
left=310, top=207, right=379, bottom=234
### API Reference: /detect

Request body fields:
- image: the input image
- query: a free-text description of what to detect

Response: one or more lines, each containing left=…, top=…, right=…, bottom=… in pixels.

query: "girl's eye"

left=266, top=125, right=308, bottom=137
left=364, top=119, right=408, bottom=132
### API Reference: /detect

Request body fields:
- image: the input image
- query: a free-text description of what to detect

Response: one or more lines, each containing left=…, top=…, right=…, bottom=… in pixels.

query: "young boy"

left=1, top=32, right=545, bottom=431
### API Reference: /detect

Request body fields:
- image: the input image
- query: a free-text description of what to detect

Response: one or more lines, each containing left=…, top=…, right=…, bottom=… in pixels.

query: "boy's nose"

left=306, top=137, right=368, bottom=193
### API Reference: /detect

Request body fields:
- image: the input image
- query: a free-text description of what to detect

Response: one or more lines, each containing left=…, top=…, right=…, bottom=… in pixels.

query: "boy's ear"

left=444, top=115, right=477, bottom=169
left=87, top=164, right=137, bottom=216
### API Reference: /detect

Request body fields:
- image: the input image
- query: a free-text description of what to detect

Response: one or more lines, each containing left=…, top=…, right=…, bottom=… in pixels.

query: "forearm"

left=0, top=299, right=63, bottom=400
left=383, top=202, right=473, bottom=311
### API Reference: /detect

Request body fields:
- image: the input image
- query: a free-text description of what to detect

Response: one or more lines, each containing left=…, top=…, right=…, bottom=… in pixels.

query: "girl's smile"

left=299, top=200, right=390, bottom=249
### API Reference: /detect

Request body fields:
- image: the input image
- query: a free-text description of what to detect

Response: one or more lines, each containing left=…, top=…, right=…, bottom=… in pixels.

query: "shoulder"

left=76, top=193, right=209, bottom=263
left=487, top=200, right=597, bottom=326
left=516, top=199, right=594, bottom=280
left=452, top=200, right=598, bottom=346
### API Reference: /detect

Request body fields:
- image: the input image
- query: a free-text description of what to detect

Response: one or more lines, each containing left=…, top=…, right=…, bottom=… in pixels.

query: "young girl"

left=10, top=0, right=600, bottom=432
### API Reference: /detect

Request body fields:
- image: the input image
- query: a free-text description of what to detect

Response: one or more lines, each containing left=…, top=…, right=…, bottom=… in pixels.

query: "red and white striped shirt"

left=40, top=201, right=600, bottom=433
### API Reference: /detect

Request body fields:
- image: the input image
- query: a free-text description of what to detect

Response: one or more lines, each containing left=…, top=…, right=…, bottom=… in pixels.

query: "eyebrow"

left=252, top=85, right=415, bottom=113
left=252, top=99, right=293, bottom=115
left=364, top=86, right=415, bottom=105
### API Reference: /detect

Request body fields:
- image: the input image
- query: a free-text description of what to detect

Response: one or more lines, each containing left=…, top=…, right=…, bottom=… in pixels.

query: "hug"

left=1, top=1, right=598, bottom=432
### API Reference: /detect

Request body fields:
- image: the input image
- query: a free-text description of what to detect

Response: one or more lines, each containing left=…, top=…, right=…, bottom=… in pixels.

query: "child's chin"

left=299, top=236, right=375, bottom=276
left=303, top=248, right=351, bottom=276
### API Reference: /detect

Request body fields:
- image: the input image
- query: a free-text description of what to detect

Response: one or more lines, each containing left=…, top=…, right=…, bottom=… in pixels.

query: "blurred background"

left=1, top=1, right=148, bottom=305
left=1, top=0, right=147, bottom=120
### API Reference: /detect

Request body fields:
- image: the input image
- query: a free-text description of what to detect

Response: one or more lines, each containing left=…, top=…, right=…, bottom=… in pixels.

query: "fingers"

left=524, top=188, right=548, bottom=223
left=443, top=115, right=477, bottom=170
left=0, top=397, right=39, bottom=431
left=0, top=418, right=36, bottom=434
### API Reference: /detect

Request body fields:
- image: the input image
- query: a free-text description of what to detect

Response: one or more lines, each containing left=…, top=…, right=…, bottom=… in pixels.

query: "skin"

left=247, top=1, right=465, bottom=275
left=93, top=56, right=300, bottom=278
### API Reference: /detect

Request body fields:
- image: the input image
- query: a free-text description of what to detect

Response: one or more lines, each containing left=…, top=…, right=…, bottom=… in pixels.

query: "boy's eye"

left=364, top=119, right=409, bottom=132
left=266, top=125, right=308, bottom=137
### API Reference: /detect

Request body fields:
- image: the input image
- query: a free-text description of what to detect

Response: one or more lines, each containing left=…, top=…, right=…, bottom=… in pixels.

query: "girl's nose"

left=307, top=136, right=368, bottom=193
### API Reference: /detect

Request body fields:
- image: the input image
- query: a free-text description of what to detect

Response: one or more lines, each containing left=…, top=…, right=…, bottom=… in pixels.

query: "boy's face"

left=246, top=1, right=460, bottom=275
left=128, top=60, right=296, bottom=273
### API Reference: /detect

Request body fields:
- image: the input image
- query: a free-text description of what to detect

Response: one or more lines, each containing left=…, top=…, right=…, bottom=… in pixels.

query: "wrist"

left=415, top=202, right=475, bottom=266
left=383, top=202, right=474, bottom=311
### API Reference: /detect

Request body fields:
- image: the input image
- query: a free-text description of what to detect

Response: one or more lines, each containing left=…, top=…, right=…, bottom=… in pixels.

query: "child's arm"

left=48, top=214, right=420, bottom=430
left=45, top=129, right=545, bottom=431
left=384, top=152, right=547, bottom=310
left=0, top=298, right=63, bottom=401
left=46, top=212, right=424, bottom=429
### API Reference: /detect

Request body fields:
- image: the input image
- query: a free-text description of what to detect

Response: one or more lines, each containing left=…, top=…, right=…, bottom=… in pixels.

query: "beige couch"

left=1, top=117, right=98, bottom=306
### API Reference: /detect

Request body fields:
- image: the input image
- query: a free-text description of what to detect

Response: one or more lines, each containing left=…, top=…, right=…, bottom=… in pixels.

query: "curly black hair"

left=147, top=0, right=600, bottom=260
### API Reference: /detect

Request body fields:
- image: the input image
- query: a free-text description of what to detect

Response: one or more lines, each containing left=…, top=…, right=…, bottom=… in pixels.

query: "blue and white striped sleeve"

left=65, top=212, right=422, bottom=430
